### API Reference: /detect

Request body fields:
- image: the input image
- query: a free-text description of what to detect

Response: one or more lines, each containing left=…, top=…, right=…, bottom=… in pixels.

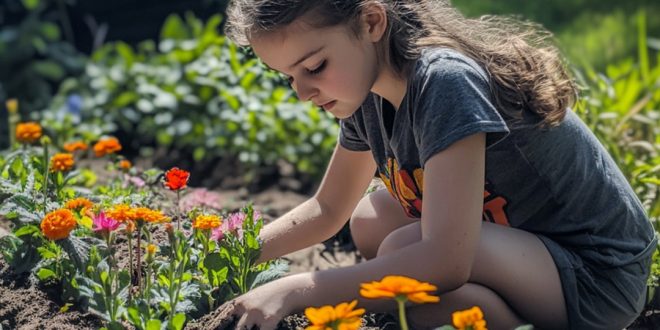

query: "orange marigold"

left=16, top=122, right=42, bottom=144
left=193, top=214, right=222, bottom=230
left=125, top=220, right=136, bottom=233
left=452, top=306, right=487, bottom=330
left=93, top=137, right=122, bottom=157
left=163, top=167, right=190, bottom=191
left=41, top=209, right=77, bottom=240
left=304, top=300, right=365, bottom=330
left=65, top=197, right=94, bottom=211
left=131, top=207, right=169, bottom=223
left=360, top=275, right=440, bottom=304
left=106, top=204, right=133, bottom=222
left=63, top=141, right=89, bottom=153
left=50, top=153, right=75, bottom=172
left=119, top=160, right=132, bottom=170
left=146, top=244, right=158, bottom=256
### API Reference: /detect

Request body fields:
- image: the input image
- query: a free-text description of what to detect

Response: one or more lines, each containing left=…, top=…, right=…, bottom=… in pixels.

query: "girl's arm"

left=256, top=143, right=377, bottom=263
left=281, top=132, right=486, bottom=311
left=227, top=133, right=486, bottom=330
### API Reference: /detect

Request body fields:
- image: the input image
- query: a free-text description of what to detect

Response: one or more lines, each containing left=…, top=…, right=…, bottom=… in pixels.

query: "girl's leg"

left=350, top=189, right=568, bottom=329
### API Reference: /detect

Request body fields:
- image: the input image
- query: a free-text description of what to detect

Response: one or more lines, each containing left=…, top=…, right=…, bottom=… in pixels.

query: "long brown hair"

left=226, top=0, right=577, bottom=127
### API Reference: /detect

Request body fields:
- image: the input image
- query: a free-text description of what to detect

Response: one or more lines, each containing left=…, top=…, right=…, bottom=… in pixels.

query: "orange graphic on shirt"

left=482, top=181, right=510, bottom=226
left=379, top=158, right=510, bottom=225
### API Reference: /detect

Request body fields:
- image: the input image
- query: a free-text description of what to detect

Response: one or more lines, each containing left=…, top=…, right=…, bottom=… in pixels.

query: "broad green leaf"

left=146, top=319, right=162, bottom=330
left=37, top=268, right=56, bottom=281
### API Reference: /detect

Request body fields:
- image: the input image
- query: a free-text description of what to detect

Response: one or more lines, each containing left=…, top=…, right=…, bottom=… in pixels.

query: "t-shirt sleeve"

left=413, top=59, right=509, bottom=164
left=339, top=116, right=371, bottom=151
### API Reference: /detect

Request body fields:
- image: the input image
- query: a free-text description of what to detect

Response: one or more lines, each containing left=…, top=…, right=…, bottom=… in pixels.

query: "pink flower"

left=211, top=210, right=262, bottom=241
left=92, top=211, right=120, bottom=233
left=179, top=188, right=223, bottom=213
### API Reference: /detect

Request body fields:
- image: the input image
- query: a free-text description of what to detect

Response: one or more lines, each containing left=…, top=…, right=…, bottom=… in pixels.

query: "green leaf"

left=146, top=319, right=162, bottom=330
left=21, top=0, right=40, bottom=10
left=169, top=313, right=186, bottom=330
left=513, top=325, right=535, bottom=330
left=14, top=225, right=39, bottom=237
left=161, top=14, right=188, bottom=40
left=37, top=246, right=58, bottom=259
left=32, top=60, right=65, bottom=81
left=37, top=268, right=56, bottom=281
left=433, top=326, right=456, bottom=330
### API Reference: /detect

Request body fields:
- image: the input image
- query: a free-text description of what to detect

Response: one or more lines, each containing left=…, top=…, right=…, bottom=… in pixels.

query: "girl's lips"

left=322, top=100, right=336, bottom=111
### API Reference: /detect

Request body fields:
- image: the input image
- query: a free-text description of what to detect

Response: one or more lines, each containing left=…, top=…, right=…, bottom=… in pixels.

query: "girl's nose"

left=293, top=78, right=318, bottom=102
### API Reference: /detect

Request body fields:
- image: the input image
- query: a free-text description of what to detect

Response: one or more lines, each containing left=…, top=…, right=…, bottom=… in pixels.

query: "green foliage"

left=0, top=0, right=86, bottom=125
left=45, top=12, right=338, bottom=182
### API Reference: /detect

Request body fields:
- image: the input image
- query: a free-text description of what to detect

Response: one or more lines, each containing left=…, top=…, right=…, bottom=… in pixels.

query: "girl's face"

left=251, top=18, right=382, bottom=119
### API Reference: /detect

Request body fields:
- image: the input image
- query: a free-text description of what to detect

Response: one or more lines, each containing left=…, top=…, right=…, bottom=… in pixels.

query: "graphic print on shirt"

left=482, top=180, right=511, bottom=226
left=379, top=158, right=511, bottom=226
left=379, top=158, right=424, bottom=218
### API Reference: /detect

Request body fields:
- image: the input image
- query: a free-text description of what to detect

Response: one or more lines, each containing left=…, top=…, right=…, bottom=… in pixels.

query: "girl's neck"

left=371, top=65, right=408, bottom=111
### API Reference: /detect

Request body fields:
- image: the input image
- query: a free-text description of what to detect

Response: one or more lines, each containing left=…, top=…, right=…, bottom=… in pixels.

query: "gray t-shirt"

left=339, top=48, right=656, bottom=267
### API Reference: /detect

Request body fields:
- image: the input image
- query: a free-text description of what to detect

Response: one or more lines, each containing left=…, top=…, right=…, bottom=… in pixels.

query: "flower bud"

left=6, top=99, right=18, bottom=114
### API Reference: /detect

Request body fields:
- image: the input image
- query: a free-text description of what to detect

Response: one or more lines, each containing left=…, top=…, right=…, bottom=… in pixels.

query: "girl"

left=220, top=0, right=657, bottom=329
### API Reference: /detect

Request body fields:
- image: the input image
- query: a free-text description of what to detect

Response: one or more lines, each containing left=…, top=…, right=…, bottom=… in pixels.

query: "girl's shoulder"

left=414, top=47, right=490, bottom=84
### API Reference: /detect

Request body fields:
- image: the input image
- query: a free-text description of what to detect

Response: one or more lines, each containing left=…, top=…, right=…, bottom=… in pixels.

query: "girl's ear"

left=360, top=3, right=388, bottom=43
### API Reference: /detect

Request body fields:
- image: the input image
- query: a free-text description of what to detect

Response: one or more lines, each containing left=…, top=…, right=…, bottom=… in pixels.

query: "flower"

left=63, top=141, right=89, bottom=153
left=131, top=207, right=169, bottom=223
left=146, top=244, right=158, bottom=256
left=179, top=188, right=223, bottom=212
left=41, top=209, right=77, bottom=240
left=6, top=99, right=18, bottom=113
left=304, top=300, right=365, bottom=330
left=92, top=211, right=120, bottom=233
left=193, top=214, right=222, bottom=230
left=93, top=137, right=122, bottom=157
left=106, top=204, right=133, bottom=222
left=210, top=226, right=224, bottom=241
left=65, top=197, right=94, bottom=212
left=164, top=167, right=190, bottom=191
left=16, top=122, right=42, bottom=144
left=360, top=275, right=440, bottom=304
left=125, top=221, right=136, bottom=234
left=50, top=153, right=75, bottom=172
left=452, top=306, right=487, bottom=330
left=119, top=160, right=132, bottom=170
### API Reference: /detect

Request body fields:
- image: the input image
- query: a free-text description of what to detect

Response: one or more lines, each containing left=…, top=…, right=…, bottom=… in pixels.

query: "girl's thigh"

left=381, top=220, right=568, bottom=328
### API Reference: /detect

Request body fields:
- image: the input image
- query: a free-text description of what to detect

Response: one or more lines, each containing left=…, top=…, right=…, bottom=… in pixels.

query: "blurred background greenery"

left=0, top=0, right=659, bottom=197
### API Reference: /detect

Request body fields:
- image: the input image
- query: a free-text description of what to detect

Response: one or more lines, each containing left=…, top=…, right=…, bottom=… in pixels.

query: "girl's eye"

left=307, top=60, right=326, bottom=75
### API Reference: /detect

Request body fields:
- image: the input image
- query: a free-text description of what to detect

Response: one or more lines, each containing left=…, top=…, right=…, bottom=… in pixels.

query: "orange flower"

left=63, top=141, right=89, bottom=153
left=106, top=204, right=133, bottom=222
left=119, top=160, right=132, bottom=170
left=131, top=207, right=169, bottom=223
left=93, top=137, right=122, bottom=157
left=50, top=153, right=75, bottom=172
left=16, top=122, right=42, bottom=144
left=65, top=197, right=94, bottom=212
left=193, top=214, right=222, bottom=230
left=41, top=209, right=77, bottom=240
left=125, top=220, right=136, bottom=233
left=360, top=275, right=440, bottom=304
left=452, top=306, right=487, bottom=330
left=164, top=167, right=189, bottom=191
left=304, top=300, right=365, bottom=330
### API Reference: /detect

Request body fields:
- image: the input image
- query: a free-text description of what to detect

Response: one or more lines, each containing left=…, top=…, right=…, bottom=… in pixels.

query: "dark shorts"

left=537, top=235, right=656, bottom=330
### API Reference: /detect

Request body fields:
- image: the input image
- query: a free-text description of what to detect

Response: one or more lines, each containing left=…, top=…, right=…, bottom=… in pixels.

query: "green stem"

left=127, top=231, right=134, bottom=292
left=176, top=191, right=181, bottom=231
left=396, top=297, right=409, bottom=330
left=136, top=222, right=143, bottom=293
left=42, top=144, right=49, bottom=209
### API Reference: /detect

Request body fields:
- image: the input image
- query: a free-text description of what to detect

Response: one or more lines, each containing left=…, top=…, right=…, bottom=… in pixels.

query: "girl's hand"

left=221, top=276, right=303, bottom=330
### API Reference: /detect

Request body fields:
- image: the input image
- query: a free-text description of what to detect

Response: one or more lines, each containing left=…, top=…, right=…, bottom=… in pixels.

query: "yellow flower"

left=125, top=220, right=136, bottom=233
left=304, top=300, right=365, bottom=330
left=65, top=197, right=94, bottom=212
left=49, top=153, right=75, bottom=172
left=63, top=141, right=89, bottom=153
left=93, top=137, right=122, bottom=157
left=16, top=122, right=42, bottom=144
left=6, top=99, right=18, bottom=113
left=193, top=214, right=222, bottom=230
left=452, top=306, right=487, bottom=330
left=360, top=275, right=440, bottom=304
left=146, top=244, right=158, bottom=256
left=41, top=209, right=77, bottom=240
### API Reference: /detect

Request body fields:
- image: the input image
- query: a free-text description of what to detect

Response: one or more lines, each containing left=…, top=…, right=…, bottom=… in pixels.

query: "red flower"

left=164, top=167, right=190, bottom=191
